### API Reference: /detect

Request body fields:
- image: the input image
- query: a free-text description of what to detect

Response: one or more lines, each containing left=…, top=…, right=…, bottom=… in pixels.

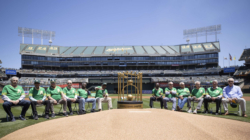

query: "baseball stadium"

left=1, top=1, right=250, bottom=140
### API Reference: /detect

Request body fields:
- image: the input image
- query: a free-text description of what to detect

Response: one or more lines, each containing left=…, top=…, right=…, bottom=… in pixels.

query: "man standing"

left=150, top=83, right=163, bottom=109
left=77, top=82, right=96, bottom=113
left=204, top=80, right=222, bottom=115
left=187, top=81, right=205, bottom=114
left=2, top=76, right=30, bottom=121
left=95, top=83, right=112, bottom=111
left=163, top=82, right=177, bottom=111
left=47, top=79, right=68, bottom=117
left=63, top=80, right=79, bottom=115
left=176, top=82, right=190, bottom=111
left=29, top=80, right=50, bottom=119
left=222, top=78, right=247, bottom=117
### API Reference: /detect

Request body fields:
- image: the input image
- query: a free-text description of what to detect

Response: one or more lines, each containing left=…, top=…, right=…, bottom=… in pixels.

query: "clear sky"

left=0, top=0, right=249, bottom=69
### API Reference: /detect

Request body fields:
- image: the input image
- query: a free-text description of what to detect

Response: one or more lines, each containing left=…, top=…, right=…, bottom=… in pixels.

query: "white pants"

left=222, top=98, right=246, bottom=112
left=96, top=97, right=112, bottom=110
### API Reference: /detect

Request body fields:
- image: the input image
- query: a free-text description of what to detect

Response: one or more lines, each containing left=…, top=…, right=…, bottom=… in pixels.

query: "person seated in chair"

left=29, top=80, right=51, bottom=120
left=95, top=83, right=112, bottom=111
left=63, top=80, right=83, bottom=115
left=204, top=80, right=222, bottom=115
left=176, top=82, right=190, bottom=111
left=187, top=81, right=205, bottom=114
left=150, top=83, right=163, bottom=109
left=163, top=82, right=177, bottom=111
left=2, top=76, right=30, bottom=121
left=77, top=82, right=96, bottom=114
left=222, top=78, right=247, bottom=117
left=47, top=79, right=68, bottom=117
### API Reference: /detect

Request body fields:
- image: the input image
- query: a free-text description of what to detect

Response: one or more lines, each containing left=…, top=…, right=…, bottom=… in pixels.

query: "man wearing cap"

left=222, top=78, right=247, bottom=117
left=163, top=82, right=177, bottom=111
left=187, top=81, right=205, bottom=114
left=47, top=79, right=68, bottom=117
left=2, top=76, right=30, bottom=121
left=77, top=82, right=96, bottom=113
left=95, top=83, right=112, bottom=111
left=204, top=80, right=222, bottom=115
left=150, top=83, right=164, bottom=109
left=29, top=80, right=50, bottom=119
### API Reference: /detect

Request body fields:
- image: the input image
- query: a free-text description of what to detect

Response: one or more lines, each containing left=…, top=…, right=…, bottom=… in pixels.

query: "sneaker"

left=63, top=112, right=68, bottom=117
left=11, top=117, right=16, bottom=122
left=51, top=113, right=55, bottom=118
left=82, top=110, right=86, bottom=114
left=204, top=111, right=208, bottom=114
left=193, top=110, right=197, bottom=114
left=69, top=112, right=73, bottom=115
left=187, top=109, right=192, bottom=113
left=45, top=114, right=49, bottom=119
left=19, top=115, right=26, bottom=121
left=91, top=109, right=95, bottom=113
left=34, top=115, right=38, bottom=120
left=177, top=106, right=181, bottom=111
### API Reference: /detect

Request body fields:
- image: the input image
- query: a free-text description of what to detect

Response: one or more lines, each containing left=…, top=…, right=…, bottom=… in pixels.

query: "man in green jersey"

left=150, top=83, right=163, bottom=109
left=95, top=83, right=112, bottom=111
left=187, top=81, right=205, bottom=114
left=47, top=79, right=68, bottom=117
left=2, top=76, right=30, bottom=121
left=63, top=80, right=83, bottom=115
left=29, top=80, right=51, bottom=120
left=204, top=80, right=223, bottom=115
left=177, top=82, right=190, bottom=111
left=77, top=82, right=96, bottom=113
left=163, top=82, right=177, bottom=111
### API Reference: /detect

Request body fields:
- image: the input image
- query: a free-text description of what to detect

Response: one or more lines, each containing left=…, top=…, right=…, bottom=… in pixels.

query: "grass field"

left=0, top=97, right=250, bottom=138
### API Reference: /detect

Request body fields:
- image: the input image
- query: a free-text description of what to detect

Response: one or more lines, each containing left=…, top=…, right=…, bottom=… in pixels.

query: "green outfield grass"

left=0, top=99, right=249, bottom=138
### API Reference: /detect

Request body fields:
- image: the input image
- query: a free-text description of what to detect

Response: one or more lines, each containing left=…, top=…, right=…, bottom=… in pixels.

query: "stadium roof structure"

left=239, top=48, right=250, bottom=61
left=20, top=41, right=220, bottom=57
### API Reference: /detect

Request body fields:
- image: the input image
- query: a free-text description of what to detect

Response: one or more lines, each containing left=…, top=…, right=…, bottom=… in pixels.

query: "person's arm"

left=41, top=88, right=47, bottom=101
left=29, top=88, right=37, bottom=101
left=165, top=88, right=170, bottom=95
left=18, top=88, right=26, bottom=100
left=206, top=89, right=211, bottom=98
left=237, top=86, right=243, bottom=98
left=183, top=88, right=190, bottom=97
left=223, top=87, right=229, bottom=99
left=104, top=90, right=109, bottom=97
left=217, top=88, right=223, bottom=98
left=160, top=89, right=163, bottom=97
left=62, top=88, right=69, bottom=99
left=171, top=89, right=177, bottom=95
left=1, top=87, right=11, bottom=101
left=152, top=89, right=155, bottom=97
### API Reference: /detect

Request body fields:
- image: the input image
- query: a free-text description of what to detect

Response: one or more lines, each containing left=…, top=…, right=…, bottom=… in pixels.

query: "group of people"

left=150, top=78, right=247, bottom=117
left=1, top=77, right=113, bottom=121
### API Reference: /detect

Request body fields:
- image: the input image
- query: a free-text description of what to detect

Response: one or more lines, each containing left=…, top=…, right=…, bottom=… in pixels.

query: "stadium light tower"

left=18, top=27, right=55, bottom=45
left=183, top=24, right=221, bottom=43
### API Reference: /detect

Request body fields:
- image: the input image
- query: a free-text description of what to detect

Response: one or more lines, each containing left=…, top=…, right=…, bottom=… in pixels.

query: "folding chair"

left=86, top=102, right=93, bottom=112
left=6, top=105, right=23, bottom=122
left=191, top=100, right=204, bottom=112
left=30, top=104, right=45, bottom=118
left=208, top=102, right=222, bottom=114
left=152, top=100, right=162, bottom=109
left=57, top=104, right=63, bottom=115
left=224, top=103, right=241, bottom=116
left=73, top=102, right=79, bottom=114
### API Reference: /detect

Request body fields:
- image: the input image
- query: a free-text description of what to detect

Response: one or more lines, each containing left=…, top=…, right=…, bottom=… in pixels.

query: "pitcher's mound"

left=1, top=109, right=250, bottom=140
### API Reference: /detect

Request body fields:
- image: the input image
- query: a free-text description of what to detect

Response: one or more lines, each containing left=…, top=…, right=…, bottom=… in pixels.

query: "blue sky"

left=0, top=0, right=249, bottom=69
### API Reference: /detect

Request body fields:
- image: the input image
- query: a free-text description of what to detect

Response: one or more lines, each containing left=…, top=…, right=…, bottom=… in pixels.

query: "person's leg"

left=30, top=101, right=38, bottom=116
left=149, top=97, right=156, bottom=108
left=86, top=98, right=96, bottom=110
left=177, top=98, right=182, bottom=110
left=75, top=99, right=83, bottom=114
left=2, top=101, right=14, bottom=119
left=196, top=98, right=204, bottom=110
left=237, top=98, right=247, bottom=116
left=171, top=98, right=177, bottom=111
left=187, top=97, right=193, bottom=109
left=49, top=100, right=54, bottom=114
left=156, top=97, right=163, bottom=109
left=222, top=98, right=230, bottom=114
left=58, top=99, right=67, bottom=112
left=101, top=97, right=112, bottom=110
left=42, top=100, right=50, bottom=115
left=204, top=97, right=211, bottom=112
left=96, top=98, right=102, bottom=110
left=18, top=100, right=31, bottom=117
left=215, top=98, right=222, bottom=114
left=81, top=98, right=86, bottom=111
left=163, top=97, right=170, bottom=109
left=179, top=98, right=188, bottom=109
left=66, top=99, right=73, bottom=113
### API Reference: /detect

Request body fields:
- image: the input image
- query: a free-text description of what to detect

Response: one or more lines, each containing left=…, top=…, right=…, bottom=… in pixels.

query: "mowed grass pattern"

left=0, top=98, right=250, bottom=138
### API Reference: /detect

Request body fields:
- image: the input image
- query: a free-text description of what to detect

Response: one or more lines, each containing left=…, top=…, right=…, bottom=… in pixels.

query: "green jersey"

left=177, top=88, right=190, bottom=98
left=95, top=86, right=108, bottom=98
left=152, top=88, right=163, bottom=97
left=29, top=87, right=46, bottom=100
left=2, top=85, right=25, bottom=100
left=206, top=87, right=223, bottom=97
left=63, top=87, right=76, bottom=98
left=191, top=87, right=205, bottom=98
left=164, top=87, right=177, bottom=98
left=47, top=86, right=63, bottom=100
left=77, top=89, right=89, bottom=99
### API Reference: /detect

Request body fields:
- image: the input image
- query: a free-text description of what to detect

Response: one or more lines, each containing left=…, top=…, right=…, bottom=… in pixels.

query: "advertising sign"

left=224, top=67, right=235, bottom=73
left=5, top=69, right=17, bottom=75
